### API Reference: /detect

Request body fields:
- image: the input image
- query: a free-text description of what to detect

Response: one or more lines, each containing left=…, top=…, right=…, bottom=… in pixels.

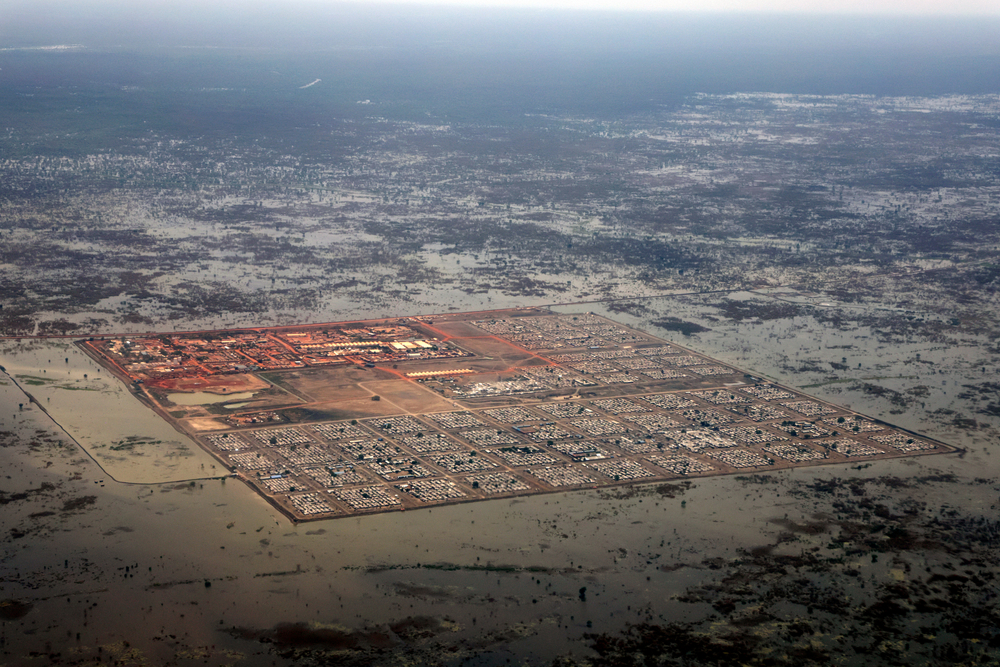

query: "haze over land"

left=1, top=6, right=1000, bottom=666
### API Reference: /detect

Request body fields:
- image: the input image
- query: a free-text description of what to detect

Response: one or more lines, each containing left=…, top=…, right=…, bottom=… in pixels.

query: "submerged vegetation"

left=1, top=8, right=1000, bottom=666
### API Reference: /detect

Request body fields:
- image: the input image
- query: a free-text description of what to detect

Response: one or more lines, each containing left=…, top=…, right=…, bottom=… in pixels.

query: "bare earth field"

left=155, top=373, right=271, bottom=394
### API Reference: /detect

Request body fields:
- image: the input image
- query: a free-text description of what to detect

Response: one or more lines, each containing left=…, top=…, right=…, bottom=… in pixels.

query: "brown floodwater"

left=1, top=297, right=996, bottom=665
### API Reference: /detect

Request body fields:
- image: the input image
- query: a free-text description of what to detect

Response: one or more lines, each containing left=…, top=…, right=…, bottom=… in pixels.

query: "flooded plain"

left=1, top=294, right=998, bottom=665
left=1, top=339, right=218, bottom=484
left=4, top=35, right=1000, bottom=664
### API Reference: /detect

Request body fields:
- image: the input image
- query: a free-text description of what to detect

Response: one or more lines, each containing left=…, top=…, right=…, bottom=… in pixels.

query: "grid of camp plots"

left=200, top=313, right=953, bottom=520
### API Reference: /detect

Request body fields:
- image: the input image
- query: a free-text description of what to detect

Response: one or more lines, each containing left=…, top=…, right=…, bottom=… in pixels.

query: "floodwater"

left=1, top=297, right=996, bottom=665
left=0, top=365, right=775, bottom=664
left=0, top=339, right=218, bottom=484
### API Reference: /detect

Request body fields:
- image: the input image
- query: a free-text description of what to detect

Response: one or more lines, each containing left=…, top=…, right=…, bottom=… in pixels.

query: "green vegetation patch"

left=280, top=406, right=354, bottom=423
left=110, top=436, right=163, bottom=451
left=259, top=372, right=296, bottom=392
left=651, top=317, right=711, bottom=336
left=16, top=375, right=54, bottom=385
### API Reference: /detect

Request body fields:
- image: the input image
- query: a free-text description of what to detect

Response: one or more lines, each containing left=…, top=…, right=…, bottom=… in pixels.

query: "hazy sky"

left=349, top=0, right=998, bottom=12
left=4, top=0, right=999, bottom=54
left=7, top=0, right=1000, bottom=15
